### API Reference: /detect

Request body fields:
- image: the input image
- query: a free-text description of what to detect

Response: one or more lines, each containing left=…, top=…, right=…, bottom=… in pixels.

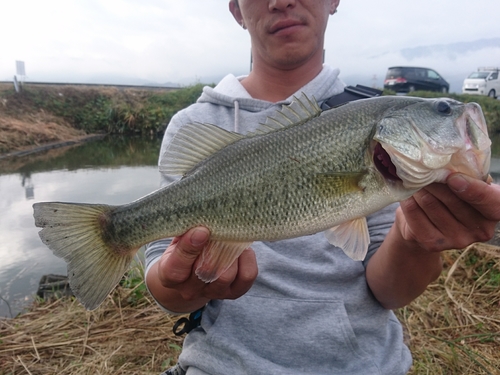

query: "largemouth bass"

left=33, top=95, right=491, bottom=310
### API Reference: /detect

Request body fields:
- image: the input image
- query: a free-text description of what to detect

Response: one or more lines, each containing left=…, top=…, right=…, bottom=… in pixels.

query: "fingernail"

left=190, top=228, right=209, bottom=246
left=448, top=174, right=469, bottom=193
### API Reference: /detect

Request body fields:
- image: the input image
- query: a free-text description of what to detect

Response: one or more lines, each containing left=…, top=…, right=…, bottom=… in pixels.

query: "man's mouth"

left=269, top=19, right=304, bottom=34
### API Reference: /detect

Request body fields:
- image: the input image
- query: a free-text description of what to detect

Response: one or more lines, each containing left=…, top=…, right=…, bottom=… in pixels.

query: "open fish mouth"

left=373, top=142, right=401, bottom=182
left=374, top=100, right=491, bottom=190
left=449, top=102, right=491, bottom=180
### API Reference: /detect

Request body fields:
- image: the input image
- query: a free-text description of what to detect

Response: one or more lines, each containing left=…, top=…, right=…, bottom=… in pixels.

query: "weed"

left=0, top=83, right=205, bottom=138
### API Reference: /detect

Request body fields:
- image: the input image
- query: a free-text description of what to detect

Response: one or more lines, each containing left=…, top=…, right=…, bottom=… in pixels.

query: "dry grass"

left=0, top=85, right=88, bottom=155
left=0, top=91, right=107, bottom=165
left=1, top=244, right=499, bottom=375
left=0, top=82, right=146, bottom=155
left=398, top=243, right=500, bottom=374
left=0, top=114, right=87, bottom=153
left=1, top=82, right=499, bottom=374
left=0, top=283, right=185, bottom=375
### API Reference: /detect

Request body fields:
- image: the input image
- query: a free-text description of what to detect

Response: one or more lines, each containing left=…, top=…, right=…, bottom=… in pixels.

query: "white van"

left=462, top=67, right=500, bottom=98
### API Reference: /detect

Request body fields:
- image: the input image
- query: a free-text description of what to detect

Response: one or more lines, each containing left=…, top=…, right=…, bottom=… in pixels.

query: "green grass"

left=0, top=83, right=206, bottom=135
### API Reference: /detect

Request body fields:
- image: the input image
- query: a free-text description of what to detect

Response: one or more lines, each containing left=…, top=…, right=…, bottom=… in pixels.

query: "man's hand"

left=397, top=174, right=500, bottom=252
left=367, top=173, right=500, bottom=310
left=147, top=227, right=258, bottom=313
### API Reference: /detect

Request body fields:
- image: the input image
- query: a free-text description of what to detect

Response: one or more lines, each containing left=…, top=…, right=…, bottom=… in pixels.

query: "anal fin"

left=324, top=217, right=370, bottom=261
left=195, top=240, right=253, bottom=283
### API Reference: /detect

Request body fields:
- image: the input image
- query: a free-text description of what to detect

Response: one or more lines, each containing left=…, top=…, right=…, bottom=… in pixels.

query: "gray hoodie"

left=145, top=66, right=412, bottom=375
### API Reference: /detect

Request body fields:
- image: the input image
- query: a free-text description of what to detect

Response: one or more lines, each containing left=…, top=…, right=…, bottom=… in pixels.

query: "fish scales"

left=33, top=94, right=491, bottom=309
left=109, top=97, right=398, bottom=245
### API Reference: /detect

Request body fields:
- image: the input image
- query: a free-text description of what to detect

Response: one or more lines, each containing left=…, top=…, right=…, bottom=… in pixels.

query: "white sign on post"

left=15, top=60, right=26, bottom=92
left=16, top=60, right=26, bottom=77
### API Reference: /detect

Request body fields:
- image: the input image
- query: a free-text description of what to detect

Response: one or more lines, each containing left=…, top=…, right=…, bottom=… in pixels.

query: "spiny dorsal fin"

left=160, top=122, right=244, bottom=176
left=251, top=93, right=322, bottom=136
left=160, top=93, right=321, bottom=176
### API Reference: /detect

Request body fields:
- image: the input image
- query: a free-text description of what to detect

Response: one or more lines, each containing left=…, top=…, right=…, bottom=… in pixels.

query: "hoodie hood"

left=197, top=65, right=345, bottom=113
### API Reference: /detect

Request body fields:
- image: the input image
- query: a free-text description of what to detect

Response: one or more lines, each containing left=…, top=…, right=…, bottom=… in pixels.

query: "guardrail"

left=0, top=80, right=181, bottom=91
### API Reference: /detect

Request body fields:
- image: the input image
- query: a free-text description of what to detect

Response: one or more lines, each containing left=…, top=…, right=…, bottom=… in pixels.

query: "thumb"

left=159, top=227, right=211, bottom=285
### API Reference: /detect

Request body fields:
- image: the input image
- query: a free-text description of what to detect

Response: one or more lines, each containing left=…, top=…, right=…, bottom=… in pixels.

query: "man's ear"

left=229, top=1, right=244, bottom=26
left=329, top=0, right=340, bottom=15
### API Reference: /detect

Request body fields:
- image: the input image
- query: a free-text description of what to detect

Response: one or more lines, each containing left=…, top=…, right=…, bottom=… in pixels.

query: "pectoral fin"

left=195, top=240, right=253, bottom=283
left=324, top=217, right=370, bottom=261
left=315, top=172, right=365, bottom=197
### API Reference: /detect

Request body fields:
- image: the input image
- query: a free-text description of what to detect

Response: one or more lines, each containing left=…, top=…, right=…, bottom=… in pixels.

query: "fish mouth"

left=374, top=102, right=491, bottom=190
left=449, top=103, right=491, bottom=181
left=373, top=142, right=401, bottom=182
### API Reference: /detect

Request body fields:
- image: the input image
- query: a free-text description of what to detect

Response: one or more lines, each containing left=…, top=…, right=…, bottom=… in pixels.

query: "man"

left=145, top=1, right=500, bottom=374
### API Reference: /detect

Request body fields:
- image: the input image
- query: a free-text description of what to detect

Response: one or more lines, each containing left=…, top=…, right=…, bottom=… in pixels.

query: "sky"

left=0, top=0, right=499, bottom=92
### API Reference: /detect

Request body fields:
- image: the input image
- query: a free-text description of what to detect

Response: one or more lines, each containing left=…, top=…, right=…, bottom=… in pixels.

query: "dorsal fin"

left=160, top=122, right=244, bottom=176
left=159, top=93, right=321, bottom=176
left=249, top=93, right=322, bottom=136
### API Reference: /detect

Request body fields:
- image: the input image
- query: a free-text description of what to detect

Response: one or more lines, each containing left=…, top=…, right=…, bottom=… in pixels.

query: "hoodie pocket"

left=204, top=295, right=380, bottom=374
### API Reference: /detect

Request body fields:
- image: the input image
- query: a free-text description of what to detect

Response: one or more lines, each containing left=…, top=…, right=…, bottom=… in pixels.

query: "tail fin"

left=33, top=202, right=136, bottom=310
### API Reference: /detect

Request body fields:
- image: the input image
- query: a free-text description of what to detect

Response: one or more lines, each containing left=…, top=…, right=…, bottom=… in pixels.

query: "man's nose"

left=268, top=0, right=297, bottom=12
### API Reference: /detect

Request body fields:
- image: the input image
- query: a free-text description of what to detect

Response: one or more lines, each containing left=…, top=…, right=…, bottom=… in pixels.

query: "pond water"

left=1, top=134, right=500, bottom=318
left=0, top=136, right=162, bottom=318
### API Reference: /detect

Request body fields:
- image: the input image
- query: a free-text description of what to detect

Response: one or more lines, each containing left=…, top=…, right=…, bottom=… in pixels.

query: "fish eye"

left=436, top=100, right=452, bottom=115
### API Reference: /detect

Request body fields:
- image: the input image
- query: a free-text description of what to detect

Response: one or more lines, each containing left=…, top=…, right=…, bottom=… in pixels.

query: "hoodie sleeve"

left=362, top=202, right=399, bottom=267
left=143, top=112, right=190, bottom=313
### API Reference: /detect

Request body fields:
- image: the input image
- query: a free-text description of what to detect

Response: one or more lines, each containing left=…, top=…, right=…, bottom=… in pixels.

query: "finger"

left=399, top=194, right=451, bottom=250
left=447, top=174, right=500, bottom=221
left=202, top=248, right=257, bottom=300
left=230, top=248, right=258, bottom=297
left=401, top=185, right=495, bottom=251
left=412, top=187, right=455, bottom=229
left=399, top=191, right=445, bottom=234
left=159, top=227, right=210, bottom=286
left=420, top=183, right=483, bottom=229
left=200, top=258, right=240, bottom=300
left=399, top=187, right=472, bottom=251
left=415, top=187, right=480, bottom=249
left=175, top=227, right=211, bottom=262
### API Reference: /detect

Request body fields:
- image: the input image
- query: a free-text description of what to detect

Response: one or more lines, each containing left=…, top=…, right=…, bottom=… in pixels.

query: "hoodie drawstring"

left=233, top=100, right=240, bottom=133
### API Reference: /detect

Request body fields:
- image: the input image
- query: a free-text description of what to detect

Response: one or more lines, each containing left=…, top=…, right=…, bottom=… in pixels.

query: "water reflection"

left=1, top=134, right=500, bottom=318
left=22, top=174, right=34, bottom=200
left=0, top=136, right=162, bottom=318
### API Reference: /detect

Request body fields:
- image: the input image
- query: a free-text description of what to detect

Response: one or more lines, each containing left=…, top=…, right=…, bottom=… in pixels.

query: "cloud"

left=0, top=0, right=498, bottom=86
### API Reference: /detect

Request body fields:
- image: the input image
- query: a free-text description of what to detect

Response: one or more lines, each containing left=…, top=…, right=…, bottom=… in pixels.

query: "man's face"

left=231, top=0, right=339, bottom=70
